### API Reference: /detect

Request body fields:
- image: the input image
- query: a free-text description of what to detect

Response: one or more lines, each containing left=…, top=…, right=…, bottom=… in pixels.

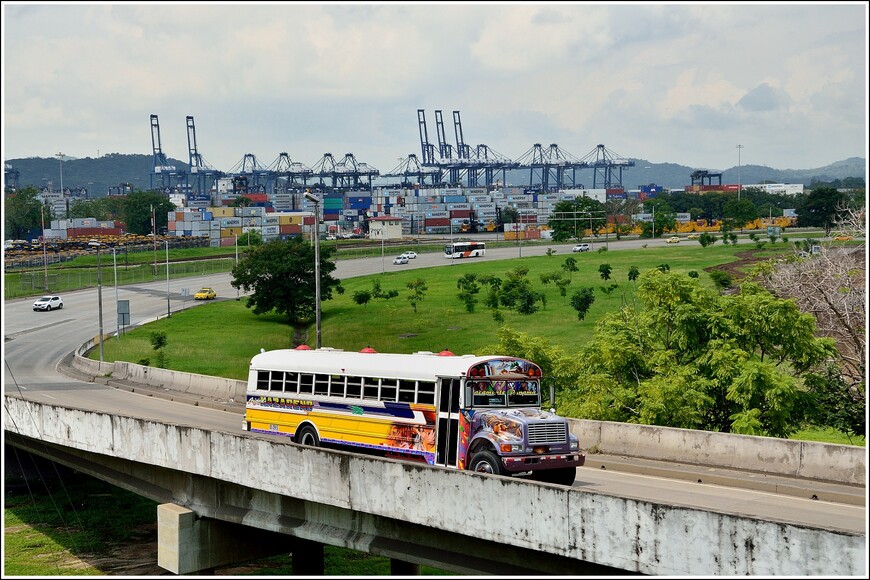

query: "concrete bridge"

left=2, top=342, right=865, bottom=576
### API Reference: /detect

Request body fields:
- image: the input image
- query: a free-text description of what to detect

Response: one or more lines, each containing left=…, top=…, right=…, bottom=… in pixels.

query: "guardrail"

left=70, top=340, right=865, bottom=486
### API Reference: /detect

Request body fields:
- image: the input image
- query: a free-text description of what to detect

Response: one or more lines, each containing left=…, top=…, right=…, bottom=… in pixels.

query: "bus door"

left=435, top=377, right=461, bottom=468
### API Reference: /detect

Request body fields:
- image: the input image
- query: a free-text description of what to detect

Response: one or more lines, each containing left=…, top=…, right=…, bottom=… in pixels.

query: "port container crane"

left=186, top=116, right=223, bottom=198
left=149, top=114, right=187, bottom=194
left=577, top=144, right=635, bottom=189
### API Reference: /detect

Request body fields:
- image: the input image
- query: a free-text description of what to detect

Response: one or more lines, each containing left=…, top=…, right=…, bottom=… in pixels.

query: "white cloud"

left=2, top=2, right=866, bottom=174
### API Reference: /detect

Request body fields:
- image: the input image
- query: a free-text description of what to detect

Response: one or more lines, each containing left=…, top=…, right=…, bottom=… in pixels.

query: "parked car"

left=666, top=237, right=681, bottom=244
left=401, top=251, right=417, bottom=259
left=572, top=243, right=590, bottom=252
left=33, top=295, right=63, bottom=311
left=393, top=255, right=409, bottom=265
left=194, top=287, right=217, bottom=300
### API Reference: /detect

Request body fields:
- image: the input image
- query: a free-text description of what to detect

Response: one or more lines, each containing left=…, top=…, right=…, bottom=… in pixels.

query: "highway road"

left=3, top=237, right=865, bottom=537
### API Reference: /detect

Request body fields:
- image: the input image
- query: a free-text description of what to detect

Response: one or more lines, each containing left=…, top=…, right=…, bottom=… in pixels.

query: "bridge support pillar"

left=390, top=559, right=421, bottom=575
left=157, top=503, right=286, bottom=574
left=291, top=538, right=324, bottom=575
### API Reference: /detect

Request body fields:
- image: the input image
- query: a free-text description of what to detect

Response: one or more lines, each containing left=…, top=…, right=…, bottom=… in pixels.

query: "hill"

left=4, top=153, right=866, bottom=197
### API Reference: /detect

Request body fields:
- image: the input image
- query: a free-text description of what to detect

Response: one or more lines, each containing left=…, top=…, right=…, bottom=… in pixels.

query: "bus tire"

left=295, top=424, right=320, bottom=447
left=468, top=450, right=504, bottom=476
left=530, top=467, right=576, bottom=486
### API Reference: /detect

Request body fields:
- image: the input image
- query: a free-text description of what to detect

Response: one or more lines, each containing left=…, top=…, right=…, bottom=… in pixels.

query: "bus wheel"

left=469, top=450, right=504, bottom=476
left=296, top=425, right=320, bottom=447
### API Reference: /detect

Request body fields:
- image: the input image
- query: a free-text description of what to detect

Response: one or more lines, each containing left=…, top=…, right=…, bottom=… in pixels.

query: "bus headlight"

left=570, top=441, right=579, bottom=451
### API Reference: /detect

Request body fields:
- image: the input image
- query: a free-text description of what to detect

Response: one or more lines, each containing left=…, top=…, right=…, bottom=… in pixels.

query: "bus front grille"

left=528, top=423, right=567, bottom=444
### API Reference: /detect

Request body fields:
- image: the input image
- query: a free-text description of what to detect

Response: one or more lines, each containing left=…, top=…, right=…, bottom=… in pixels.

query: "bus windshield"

left=468, top=379, right=540, bottom=408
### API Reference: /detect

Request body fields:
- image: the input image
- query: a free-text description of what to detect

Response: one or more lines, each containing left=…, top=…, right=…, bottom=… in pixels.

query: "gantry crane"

left=149, top=114, right=187, bottom=193
left=576, top=144, right=635, bottom=189
left=186, top=116, right=223, bottom=197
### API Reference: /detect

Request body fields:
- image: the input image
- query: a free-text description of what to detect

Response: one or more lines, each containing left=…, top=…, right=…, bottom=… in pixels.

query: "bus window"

left=398, top=379, right=416, bottom=402
left=418, top=381, right=436, bottom=405
left=380, top=378, right=398, bottom=402
left=314, top=373, right=329, bottom=396
left=346, top=376, right=362, bottom=398
left=299, top=373, right=314, bottom=394
left=257, top=370, right=270, bottom=390
left=508, top=380, right=540, bottom=406
left=363, top=377, right=380, bottom=400
left=329, top=375, right=345, bottom=397
left=285, top=371, right=299, bottom=393
left=469, top=380, right=507, bottom=407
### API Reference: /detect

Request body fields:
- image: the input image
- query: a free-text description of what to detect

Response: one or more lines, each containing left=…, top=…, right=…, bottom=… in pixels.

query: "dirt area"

left=704, top=249, right=767, bottom=280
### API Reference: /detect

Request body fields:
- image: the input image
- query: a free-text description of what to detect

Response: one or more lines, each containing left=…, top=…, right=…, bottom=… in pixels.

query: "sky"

left=2, top=1, right=868, bottom=177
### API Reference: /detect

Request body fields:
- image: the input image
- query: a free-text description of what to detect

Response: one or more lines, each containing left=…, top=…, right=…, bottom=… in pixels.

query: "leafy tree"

left=600, top=283, right=619, bottom=296
left=708, top=270, right=732, bottom=290
left=500, top=206, right=519, bottom=225
left=4, top=186, right=44, bottom=239
left=230, top=237, right=343, bottom=334
left=722, top=199, right=758, bottom=232
left=570, top=288, right=595, bottom=320
left=370, top=279, right=398, bottom=300
left=699, top=233, right=717, bottom=247
left=352, top=290, right=372, bottom=308
left=598, top=263, right=612, bottom=281
left=627, top=266, right=640, bottom=282
left=124, top=190, right=177, bottom=235
left=457, top=273, right=481, bottom=313
left=230, top=196, right=253, bottom=207
left=573, top=271, right=836, bottom=437
left=657, top=264, right=670, bottom=272
left=561, top=257, right=578, bottom=280
left=406, top=278, right=428, bottom=313
left=239, top=230, right=264, bottom=247
left=499, top=266, right=543, bottom=315
left=547, top=197, right=606, bottom=242
left=796, top=187, right=851, bottom=234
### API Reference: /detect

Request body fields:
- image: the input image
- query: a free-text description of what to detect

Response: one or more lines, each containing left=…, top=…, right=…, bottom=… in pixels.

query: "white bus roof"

left=250, top=348, right=532, bottom=382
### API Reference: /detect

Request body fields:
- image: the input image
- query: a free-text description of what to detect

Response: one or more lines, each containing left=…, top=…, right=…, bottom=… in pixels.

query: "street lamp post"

left=736, top=144, right=744, bottom=201
left=113, top=247, right=120, bottom=341
left=56, top=152, right=64, bottom=195
left=304, top=193, right=322, bottom=349
left=88, top=240, right=104, bottom=363
left=234, top=233, right=240, bottom=300
left=41, top=204, right=49, bottom=291
left=165, top=240, right=170, bottom=318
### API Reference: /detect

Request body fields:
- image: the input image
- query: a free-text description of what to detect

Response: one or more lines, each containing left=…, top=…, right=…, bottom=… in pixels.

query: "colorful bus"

left=445, top=241, right=485, bottom=259
left=243, top=347, right=584, bottom=485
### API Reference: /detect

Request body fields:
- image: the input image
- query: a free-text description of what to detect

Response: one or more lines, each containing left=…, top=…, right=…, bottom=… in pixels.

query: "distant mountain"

left=4, top=153, right=866, bottom=197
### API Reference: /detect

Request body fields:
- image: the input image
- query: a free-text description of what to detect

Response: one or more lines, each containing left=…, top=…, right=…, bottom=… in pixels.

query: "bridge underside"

left=5, top=433, right=629, bottom=575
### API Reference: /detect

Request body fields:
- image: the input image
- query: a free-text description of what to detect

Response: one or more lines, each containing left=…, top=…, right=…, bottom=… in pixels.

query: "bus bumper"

left=502, top=452, right=586, bottom=473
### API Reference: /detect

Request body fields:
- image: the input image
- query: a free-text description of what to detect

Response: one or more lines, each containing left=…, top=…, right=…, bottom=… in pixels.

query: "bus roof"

left=250, top=348, right=533, bottom=382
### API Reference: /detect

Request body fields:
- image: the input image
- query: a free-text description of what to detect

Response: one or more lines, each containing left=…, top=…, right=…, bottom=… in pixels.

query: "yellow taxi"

left=194, top=287, right=217, bottom=300
left=666, top=236, right=681, bottom=244
left=833, top=235, right=852, bottom=241
left=686, top=233, right=700, bottom=239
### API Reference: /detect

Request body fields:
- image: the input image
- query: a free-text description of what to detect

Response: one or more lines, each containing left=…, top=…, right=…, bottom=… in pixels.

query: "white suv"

left=33, top=295, right=64, bottom=311
left=572, top=243, right=590, bottom=252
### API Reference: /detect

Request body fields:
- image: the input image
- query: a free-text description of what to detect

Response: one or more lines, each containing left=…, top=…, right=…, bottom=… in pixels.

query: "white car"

left=393, top=255, right=409, bottom=265
left=401, top=251, right=417, bottom=259
left=33, top=295, right=64, bottom=311
left=572, top=243, right=590, bottom=252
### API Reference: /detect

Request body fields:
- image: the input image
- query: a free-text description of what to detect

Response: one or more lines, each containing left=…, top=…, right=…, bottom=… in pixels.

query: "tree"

left=4, top=186, right=44, bottom=240
left=547, top=197, right=606, bottom=242
left=570, top=288, right=596, bottom=320
left=124, top=190, right=177, bottom=235
left=722, top=199, right=758, bottom=232
left=352, top=290, right=373, bottom=308
left=406, top=278, right=428, bottom=313
left=230, top=196, right=253, bottom=207
left=457, top=273, right=481, bottom=313
left=795, top=187, right=851, bottom=235
left=499, top=266, right=543, bottom=315
left=571, top=270, right=836, bottom=437
left=561, top=256, right=578, bottom=280
left=230, top=237, right=343, bottom=335
left=753, top=206, right=865, bottom=437
left=598, top=263, right=612, bottom=281
left=628, top=266, right=640, bottom=282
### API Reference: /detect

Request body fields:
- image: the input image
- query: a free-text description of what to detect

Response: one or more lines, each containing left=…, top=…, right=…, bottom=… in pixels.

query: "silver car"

left=33, top=295, right=64, bottom=311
